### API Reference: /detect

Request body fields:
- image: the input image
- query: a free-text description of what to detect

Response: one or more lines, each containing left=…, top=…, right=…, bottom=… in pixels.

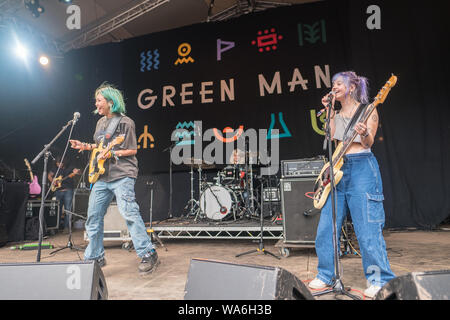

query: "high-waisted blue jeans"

left=314, top=152, right=395, bottom=287
left=84, top=177, right=153, bottom=260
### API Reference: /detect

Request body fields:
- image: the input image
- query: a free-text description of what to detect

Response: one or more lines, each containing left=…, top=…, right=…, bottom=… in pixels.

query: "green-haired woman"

left=70, top=83, right=159, bottom=274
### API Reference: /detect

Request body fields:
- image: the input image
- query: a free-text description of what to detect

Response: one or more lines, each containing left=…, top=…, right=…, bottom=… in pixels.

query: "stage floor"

left=0, top=220, right=449, bottom=301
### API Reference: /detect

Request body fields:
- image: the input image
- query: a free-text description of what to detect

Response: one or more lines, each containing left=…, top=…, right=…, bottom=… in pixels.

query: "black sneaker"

left=86, top=257, right=106, bottom=268
left=96, top=257, right=106, bottom=268
left=138, top=250, right=159, bottom=274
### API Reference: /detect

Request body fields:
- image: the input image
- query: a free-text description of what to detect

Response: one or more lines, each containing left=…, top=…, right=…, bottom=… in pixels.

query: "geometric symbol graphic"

left=266, top=112, right=292, bottom=139
left=175, top=121, right=196, bottom=145
left=217, top=39, right=235, bottom=61
left=174, top=43, right=195, bottom=65
left=297, top=20, right=326, bottom=46
left=137, top=125, right=155, bottom=149
left=251, top=28, right=283, bottom=53
left=213, top=125, right=245, bottom=143
left=140, top=49, right=160, bottom=72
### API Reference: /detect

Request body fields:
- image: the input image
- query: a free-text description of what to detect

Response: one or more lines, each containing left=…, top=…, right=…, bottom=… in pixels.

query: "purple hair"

left=332, top=71, right=369, bottom=104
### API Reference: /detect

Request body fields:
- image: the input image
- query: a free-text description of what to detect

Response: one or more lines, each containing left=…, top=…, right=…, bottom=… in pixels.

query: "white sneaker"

left=364, top=285, right=382, bottom=298
left=308, top=277, right=328, bottom=289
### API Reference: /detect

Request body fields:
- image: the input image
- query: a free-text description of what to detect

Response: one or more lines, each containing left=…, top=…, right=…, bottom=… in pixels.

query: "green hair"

left=94, top=82, right=126, bottom=115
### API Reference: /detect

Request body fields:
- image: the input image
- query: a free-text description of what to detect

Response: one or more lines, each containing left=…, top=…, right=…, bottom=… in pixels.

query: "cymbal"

left=182, top=158, right=216, bottom=169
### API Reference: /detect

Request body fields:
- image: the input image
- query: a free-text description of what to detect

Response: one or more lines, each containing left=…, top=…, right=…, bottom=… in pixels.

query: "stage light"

left=24, top=0, right=45, bottom=18
left=59, top=0, right=73, bottom=4
left=39, top=55, right=49, bottom=66
left=14, top=43, right=29, bottom=60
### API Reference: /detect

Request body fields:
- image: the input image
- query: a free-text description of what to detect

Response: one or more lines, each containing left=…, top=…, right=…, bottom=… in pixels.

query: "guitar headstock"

left=374, top=74, right=397, bottom=105
left=24, top=158, right=31, bottom=170
left=24, top=158, right=34, bottom=180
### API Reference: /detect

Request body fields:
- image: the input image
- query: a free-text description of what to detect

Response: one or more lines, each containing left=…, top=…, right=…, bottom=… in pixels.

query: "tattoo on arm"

left=372, top=114, right=378, bottom=122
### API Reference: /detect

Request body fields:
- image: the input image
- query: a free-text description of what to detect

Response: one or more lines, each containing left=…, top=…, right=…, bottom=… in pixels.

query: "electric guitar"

left=24, top=158, right=41, bottom=195
left=313, top=75, right=398, bottom=210
left=88, top=135, right=125, bottom=184
left=51, top=172, right=78, bottom=192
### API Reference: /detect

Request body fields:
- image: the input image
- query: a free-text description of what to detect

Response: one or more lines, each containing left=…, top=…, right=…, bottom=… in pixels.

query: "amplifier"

left=281, top=157, right=325, bottom=178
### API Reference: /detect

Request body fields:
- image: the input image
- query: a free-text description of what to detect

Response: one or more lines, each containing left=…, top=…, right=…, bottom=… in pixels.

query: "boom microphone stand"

left=31, top=112, right=80, bottom=262
left=313, top=95, right=359, bottom=300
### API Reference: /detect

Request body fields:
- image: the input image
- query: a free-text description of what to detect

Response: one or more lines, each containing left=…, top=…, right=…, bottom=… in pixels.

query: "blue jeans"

left=55, top=189, right=74, bottom=229
left=314, top=152, right=395, bottom=287
left=84, top=177, right=153, bottom=260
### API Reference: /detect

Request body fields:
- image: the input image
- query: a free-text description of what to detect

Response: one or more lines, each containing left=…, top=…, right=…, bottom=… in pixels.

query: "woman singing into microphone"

left=308, top=71, right=395, bottom=298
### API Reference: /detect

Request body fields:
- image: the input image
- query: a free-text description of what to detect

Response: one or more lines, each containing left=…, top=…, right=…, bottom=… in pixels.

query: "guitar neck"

left=334, top=102, right=379, bottom=162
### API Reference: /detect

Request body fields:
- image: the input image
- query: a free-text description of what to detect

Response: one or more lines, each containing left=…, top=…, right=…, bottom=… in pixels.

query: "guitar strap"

left=342, top=103, right=369, bottom=142
left=104, top=115, right=123, bottom=143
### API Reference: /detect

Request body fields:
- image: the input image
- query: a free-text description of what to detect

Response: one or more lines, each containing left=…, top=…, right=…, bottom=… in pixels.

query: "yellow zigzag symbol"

left=174, top=57, right=194, bottom=65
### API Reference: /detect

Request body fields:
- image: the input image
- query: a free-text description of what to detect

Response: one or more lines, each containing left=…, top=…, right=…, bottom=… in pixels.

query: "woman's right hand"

left=321, top=92, right=335, bottom=107
left=69, top=139, right=83, bottom=150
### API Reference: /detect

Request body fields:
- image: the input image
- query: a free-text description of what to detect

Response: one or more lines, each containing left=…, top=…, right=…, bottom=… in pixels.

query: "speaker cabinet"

left=184, top=258, right=314, bottom=300
left=280, top=178, right=320, bottom=244
left=0, top=261, right=108, bottom=300
left=375, top=270, right=450, bottom=300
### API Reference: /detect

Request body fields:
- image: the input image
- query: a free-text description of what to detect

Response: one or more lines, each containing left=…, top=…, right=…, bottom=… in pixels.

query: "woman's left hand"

left=354, top=122, right=368, bottom=137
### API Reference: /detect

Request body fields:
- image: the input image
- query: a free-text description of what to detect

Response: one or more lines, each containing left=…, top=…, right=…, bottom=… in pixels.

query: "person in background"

left=48, top=156, right=80, bottom=232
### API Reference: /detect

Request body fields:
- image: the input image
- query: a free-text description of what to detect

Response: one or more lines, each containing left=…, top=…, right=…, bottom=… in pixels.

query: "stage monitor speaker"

left=280, top=178, right=320, bottom=244
left=184, top=258, right=314, bottom=300
left=0, top=261, right=108, bottom=300
left=375, top=270, right=450, bottom=300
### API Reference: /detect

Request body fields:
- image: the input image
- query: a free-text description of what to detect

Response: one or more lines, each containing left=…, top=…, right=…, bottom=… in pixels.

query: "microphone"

left=317, top=91, right=335, bottom=117
left=327, top=90, right=335, bottom=100
left=72, top=112, right=81, bottom=124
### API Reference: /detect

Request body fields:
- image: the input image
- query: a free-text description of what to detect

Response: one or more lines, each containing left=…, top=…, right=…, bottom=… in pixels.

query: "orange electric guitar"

left=50, top=172, right=78, bottom=192
left=313, top=75, right=398, bottom=209
left=88, top=135, right=125, bottom=184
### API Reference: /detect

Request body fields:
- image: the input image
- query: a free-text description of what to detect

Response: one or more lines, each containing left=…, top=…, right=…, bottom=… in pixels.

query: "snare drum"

left=199, top=185, right=238, bottom=220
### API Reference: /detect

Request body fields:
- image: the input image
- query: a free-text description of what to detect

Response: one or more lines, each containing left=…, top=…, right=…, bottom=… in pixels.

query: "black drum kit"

left=182, top=153, right=278, bottom=222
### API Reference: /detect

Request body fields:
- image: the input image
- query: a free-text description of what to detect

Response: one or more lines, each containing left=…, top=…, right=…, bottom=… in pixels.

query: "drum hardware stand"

left=312, top=94, right=360, bottom=300
left=163, top=143, right=175, bottom=220
left=184, top=162, right=199, bottom=217
left=146, top=181, right=167, bottom=251
left=194, top=165, right=206, bottom=221
left=235, top=183, right=280, bottom=260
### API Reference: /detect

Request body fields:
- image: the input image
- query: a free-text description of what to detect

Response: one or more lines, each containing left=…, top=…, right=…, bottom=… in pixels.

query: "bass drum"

left=199, top=185, right=237, bottom=221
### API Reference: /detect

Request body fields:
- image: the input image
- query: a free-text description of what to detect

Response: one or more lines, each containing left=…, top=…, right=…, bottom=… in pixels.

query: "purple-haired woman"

left=308, top=71, right=395, bottom=298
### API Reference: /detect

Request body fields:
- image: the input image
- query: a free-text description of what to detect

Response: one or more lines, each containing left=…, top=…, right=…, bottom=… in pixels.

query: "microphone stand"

left=31, top=118, right=78, bottom=262
left=163, top=142, right=176, bottom=220
left=313, top=97, right=360, bottom=300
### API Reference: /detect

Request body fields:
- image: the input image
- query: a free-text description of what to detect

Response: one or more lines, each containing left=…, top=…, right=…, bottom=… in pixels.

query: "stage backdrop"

left=0, top=0, right=449, bottom=229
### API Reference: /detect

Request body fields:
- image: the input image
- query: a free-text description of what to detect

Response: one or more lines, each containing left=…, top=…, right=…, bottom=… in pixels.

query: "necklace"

left=341, top=102, right=359, bottom=118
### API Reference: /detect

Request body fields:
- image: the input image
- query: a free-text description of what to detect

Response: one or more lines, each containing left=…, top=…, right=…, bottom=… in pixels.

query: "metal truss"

left=207, top=0, right=291, bottom=22
left=151, top=225, right=284, bottom=240
left=60, top=0, right=170, bottom=53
